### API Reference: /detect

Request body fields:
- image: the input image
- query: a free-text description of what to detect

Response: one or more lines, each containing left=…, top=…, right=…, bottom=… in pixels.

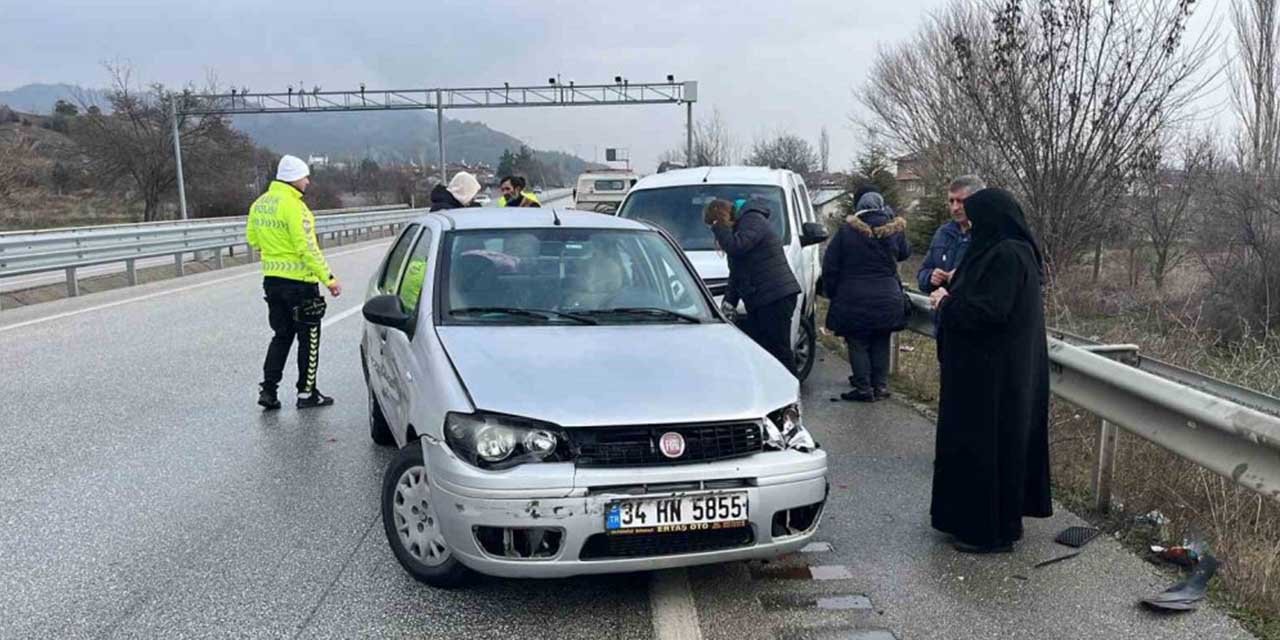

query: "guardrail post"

left=174, top=252, right=185, bottom=278
left=214, top=248, right=224, bottom=270
left=1093, top=418, right=1119, bottom=513
left=126, top=259, right=138, bottom=286
left=65, top=267, right=79, bottom=297
left=890, top=333, right=900, bottom=376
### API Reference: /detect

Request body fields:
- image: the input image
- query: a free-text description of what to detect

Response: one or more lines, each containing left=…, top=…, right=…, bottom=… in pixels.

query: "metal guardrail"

left=0, top=207, right=428, bottom=305
left=0, top=203, right=410, bottom=239
left=903, top=291, right=1280, bottom=508
left=0, top=189, right=576, bottom=307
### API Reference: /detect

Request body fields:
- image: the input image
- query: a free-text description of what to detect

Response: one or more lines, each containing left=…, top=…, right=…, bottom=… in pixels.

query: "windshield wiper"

left=450, top=307, right=598, bottom=325
left=582, top=307, right=703, bottom=324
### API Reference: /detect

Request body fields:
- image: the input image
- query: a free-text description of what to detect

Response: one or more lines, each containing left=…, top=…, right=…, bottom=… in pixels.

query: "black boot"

left=874, top=386, right=892, bottom=400
left=840, top=389, right=876, bottom=403
left=297, top=390, right=335, bottom=409
left=258, top=386, right=281, bottom=411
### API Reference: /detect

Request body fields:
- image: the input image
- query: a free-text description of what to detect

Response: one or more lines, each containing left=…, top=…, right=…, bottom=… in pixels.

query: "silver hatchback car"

left=360, top=209, right=828, bottom=587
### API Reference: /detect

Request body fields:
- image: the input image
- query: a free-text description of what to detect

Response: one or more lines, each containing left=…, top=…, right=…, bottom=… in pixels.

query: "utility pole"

left=169, top=96, right=189, bottom=220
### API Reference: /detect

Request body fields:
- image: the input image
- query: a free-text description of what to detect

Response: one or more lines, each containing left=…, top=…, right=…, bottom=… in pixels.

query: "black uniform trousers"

left=261, top=277, right=323, bottom=394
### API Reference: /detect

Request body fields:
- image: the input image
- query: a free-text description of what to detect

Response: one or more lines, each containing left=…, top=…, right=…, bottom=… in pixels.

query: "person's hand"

left=720, top=299, right=738, bottom=320
left=327, top=278, right=343, bottom=298
left=704, top=207, right=731, bottom=227
left=929, top=287, right=949, bottom=310
left=930, top=268, right=949, bottom=287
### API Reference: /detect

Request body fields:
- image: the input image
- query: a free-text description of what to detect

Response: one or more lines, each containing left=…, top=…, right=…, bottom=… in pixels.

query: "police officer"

left=247, top=155, right=342, bottom=410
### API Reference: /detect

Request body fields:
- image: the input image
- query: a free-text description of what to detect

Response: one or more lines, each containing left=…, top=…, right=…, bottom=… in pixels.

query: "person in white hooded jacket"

left=430, top=172, right=482, bottom=211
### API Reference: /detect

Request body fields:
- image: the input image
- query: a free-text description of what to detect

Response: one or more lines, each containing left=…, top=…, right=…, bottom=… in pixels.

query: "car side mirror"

left=363, top=294, right=412, bottom=332
left=800, top=222, right=829, bottom=247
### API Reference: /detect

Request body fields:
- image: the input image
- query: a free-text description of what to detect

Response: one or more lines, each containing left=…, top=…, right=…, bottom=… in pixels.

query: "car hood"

left=436, top=324, right=797, bottom=427
left=686, top=250, right=729, bottom=281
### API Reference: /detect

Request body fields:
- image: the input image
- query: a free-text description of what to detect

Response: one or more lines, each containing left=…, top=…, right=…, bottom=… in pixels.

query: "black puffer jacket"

left=823, top=201, right=910, bottom=337
left=429, top=184, right=466, bottom=211
left=711, top=199, right=801, bottom=312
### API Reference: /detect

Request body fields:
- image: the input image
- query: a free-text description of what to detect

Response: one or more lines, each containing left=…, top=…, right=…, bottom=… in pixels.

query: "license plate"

left=605, top=492, right=749, bottom=535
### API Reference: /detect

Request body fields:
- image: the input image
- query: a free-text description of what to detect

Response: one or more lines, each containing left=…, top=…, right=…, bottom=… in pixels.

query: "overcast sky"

left=0, top=0, right=1229, bottom=173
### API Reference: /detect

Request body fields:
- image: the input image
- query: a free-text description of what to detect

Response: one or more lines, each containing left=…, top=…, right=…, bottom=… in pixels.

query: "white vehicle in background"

left=616, top=166, right=829, bottom=381
left=473, top=193, right=492, bottom=206
left=572, top=170, right=639, bottom=214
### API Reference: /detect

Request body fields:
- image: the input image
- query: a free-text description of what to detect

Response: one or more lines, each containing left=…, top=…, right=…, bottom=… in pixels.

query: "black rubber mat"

left=1055, top=526, right=1101, bottom=548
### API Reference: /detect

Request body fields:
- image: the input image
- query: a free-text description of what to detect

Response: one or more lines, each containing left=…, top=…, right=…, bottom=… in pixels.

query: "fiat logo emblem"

left=659, top=432, right=686, bottom=459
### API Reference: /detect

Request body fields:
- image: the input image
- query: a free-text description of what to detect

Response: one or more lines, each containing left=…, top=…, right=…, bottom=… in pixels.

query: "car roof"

left=418, top=208, right=654, bottom=232
left=630, top=166, right=795, bottom=191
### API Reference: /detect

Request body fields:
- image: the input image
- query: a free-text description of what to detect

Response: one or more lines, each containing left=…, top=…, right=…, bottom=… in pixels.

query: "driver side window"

left=396, top=228, right=434, bottom=318
left=378, top=224, right=420, bottom=295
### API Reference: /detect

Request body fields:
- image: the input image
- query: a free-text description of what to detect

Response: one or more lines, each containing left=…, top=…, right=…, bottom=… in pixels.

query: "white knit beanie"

left=277, top=155, right=310, bottom=182
left=447, top=172, right=482, bottom=205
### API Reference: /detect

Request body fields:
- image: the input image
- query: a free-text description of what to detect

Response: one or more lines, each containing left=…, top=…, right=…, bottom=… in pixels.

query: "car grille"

left=579, top=526, right=755, bottom=560
left=570, top=422, right=764, bottom=467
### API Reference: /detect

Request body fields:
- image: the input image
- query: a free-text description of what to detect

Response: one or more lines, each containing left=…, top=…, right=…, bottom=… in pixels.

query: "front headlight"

left=766, top=403, right=817, bottom=453
left=444, top=412, right=569, bottom=470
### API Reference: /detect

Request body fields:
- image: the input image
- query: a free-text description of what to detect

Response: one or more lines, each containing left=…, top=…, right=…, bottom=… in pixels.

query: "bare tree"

left=747, top=132, right=818, bottom=176
left=819, top=127, right=831, bottom=175
left=1125, top=131, right=1217, bottom=290
left=71, top=65, right=239, bottom=221
left=1210, top=0, right=1280, bottom=333
left=665, top=108, right=738, bottom=167
left=862, top=0, right=1215, bottom=274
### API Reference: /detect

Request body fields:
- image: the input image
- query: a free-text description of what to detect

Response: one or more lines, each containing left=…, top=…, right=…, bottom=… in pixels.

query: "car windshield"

left=441, top=228, right=716, bottom=325
left=617, top=184, right=789, bottom=251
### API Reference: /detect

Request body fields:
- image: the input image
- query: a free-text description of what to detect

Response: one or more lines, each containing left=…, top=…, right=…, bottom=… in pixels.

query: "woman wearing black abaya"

left=927, top=188, right=1052, bottom=553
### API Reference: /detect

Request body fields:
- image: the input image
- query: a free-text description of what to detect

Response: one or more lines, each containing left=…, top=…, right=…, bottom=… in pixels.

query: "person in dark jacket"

left=917, top=175, right=983, bottom=337
left=429, top=172, right=482, bottom=211
left=822, top=192, right=910, bottom=401
left=928, top=188, right=1052, bottom=554
left=705, top=197, right=802, bottom=373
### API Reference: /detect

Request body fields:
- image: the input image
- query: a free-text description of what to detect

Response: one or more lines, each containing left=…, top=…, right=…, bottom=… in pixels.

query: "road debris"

left=1034, top=551, right=1081, bottom=569
left=1142, top=554, right=1219, bottom=612
left=1054, top=526, right=1100, bottom=548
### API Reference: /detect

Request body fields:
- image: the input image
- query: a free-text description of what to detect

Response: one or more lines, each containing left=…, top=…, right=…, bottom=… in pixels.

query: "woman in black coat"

left=928, top=188, right=1052, bottom=553
left=822, top=192, right=910, bottom=401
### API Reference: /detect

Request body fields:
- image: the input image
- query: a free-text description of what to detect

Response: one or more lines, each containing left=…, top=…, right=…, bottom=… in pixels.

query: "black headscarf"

left=961, top=188, right=1043, bottom=276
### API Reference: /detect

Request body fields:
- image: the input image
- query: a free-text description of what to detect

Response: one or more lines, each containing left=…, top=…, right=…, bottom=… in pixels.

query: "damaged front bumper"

left=423, top=438, right=828, bottom=579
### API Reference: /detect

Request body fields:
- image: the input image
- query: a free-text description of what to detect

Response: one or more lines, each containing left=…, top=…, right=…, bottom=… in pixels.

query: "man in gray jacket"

left=705, top=197, right=802, bottom=374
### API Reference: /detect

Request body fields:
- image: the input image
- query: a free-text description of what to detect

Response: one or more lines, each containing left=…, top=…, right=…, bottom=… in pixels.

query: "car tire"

left=795, top=312, right=818, bottom=382
left=369, top=387, right=395, bottom=446
left=381, top=442, right=472, bottom=588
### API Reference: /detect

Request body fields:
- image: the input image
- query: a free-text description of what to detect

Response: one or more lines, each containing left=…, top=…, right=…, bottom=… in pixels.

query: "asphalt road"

left=0, top=231, right=1255, bottom=639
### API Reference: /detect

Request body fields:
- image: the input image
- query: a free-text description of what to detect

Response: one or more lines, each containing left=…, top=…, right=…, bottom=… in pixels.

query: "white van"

left=573, top=170, right=639, bottom=214
left=616, top=166, right=829, bottom=381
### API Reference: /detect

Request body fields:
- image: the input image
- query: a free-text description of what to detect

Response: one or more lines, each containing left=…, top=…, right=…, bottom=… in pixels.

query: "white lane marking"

left=321, top=303, right=363, bottom=329
left=0, top=243, right=387, bottom=334
left=650, top=568, right=703, bottom=640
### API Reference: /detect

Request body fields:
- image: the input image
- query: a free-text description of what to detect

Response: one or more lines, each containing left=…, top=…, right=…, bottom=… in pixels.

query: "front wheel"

left=795, top=313, right=818, bottom=382
left=381, top=442, right=472, bottom=588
